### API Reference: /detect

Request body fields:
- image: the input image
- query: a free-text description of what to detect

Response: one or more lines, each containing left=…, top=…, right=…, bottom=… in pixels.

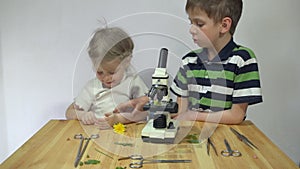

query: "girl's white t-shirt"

left=74, top=67, right=148, bottom=118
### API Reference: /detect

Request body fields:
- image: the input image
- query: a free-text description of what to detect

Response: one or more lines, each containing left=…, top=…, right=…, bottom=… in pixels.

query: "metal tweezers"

left=207, top=137, right=218, bottom=156
left=230, top=127, right=258, bottom=150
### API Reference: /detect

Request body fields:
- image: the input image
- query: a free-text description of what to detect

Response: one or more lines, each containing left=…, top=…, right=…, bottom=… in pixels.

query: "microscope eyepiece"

left=158, top=48, right=168, bottom=68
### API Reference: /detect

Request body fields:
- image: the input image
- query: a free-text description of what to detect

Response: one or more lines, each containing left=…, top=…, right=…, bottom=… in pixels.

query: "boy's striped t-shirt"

left=170, top=39, right=263, bottom=112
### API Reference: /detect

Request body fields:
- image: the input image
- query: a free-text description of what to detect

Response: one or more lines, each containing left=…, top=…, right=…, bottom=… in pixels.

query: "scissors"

left=74, top=134, right=99, bottom=167
left=221, top=139, right=242, bottom=157
left=207, top=137, right=218, bottom=156
left=118, top=155, right=192, bottom=168
left=230, top=127, right=258, bottom=150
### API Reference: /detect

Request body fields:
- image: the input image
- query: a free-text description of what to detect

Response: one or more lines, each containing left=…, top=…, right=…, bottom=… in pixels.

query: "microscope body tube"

left=157, top=48, right=168, bottom=68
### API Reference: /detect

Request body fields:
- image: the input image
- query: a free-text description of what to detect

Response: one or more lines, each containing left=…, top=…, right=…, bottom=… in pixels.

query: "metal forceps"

left=118, top=155, right=192, bottom=168
left=207, top=137, right=218, bottom=156
left=230, top=127, right=259, bottom=150
left=221, top=139, right=242, bottom=157
left=74, top=134, right=99, bottom=167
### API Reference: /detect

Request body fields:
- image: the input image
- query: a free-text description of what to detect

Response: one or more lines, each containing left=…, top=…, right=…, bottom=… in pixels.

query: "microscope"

left=141, top=48, right=179, bottom=144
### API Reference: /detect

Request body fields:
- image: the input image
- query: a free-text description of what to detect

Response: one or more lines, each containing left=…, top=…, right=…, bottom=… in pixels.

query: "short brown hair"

left=186, top=0, right=243, bottom=35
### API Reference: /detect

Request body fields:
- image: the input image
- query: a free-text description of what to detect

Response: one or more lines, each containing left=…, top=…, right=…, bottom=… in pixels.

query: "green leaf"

left=116, top=167, right=127, bottom=169
left=186, top=134, right=198, bottom=140
left=187, top=139, right=199, bottom=143
left=84, top=159, right=100, bottom=165
left=114, top=142, right=133, bottom=147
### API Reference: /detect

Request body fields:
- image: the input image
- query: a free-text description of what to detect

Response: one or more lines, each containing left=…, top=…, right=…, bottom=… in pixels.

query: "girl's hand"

left=113, top=96, right=149, bottom=114
left=95, top=113, right=114, bottom=130
left=78, top=111, right=98, bottom=125
left=105, top=114, right=116, bottom=127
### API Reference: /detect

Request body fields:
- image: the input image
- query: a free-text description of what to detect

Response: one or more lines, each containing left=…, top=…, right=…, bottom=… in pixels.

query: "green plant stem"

left=95, top=148, right=114, bottom=159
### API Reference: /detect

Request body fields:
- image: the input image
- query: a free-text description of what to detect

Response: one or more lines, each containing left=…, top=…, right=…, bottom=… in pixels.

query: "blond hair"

left=88, top=27, right=134, bottom=68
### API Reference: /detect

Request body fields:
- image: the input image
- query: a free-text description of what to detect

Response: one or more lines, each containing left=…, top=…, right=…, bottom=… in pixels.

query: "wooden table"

left=1, top=120, right=298, bottom=169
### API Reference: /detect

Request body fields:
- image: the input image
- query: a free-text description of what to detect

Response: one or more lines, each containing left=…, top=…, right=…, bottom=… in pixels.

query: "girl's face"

left=96, top=57, right=130, bottom=88
left=187, top=8, right=222, bottom=50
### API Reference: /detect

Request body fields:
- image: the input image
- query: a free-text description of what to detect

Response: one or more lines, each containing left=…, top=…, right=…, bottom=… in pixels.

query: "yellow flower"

left=113, top=122, right=126, bottom=134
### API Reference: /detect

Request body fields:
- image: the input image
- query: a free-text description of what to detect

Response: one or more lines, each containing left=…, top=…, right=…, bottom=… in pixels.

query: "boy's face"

left=187, top=8, right=222, bottom=49
left=96, top=57, right=129, bottom=88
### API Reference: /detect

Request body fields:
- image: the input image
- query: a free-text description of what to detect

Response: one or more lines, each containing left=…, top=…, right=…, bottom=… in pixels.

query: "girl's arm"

left=65, top=103, right=98, bottom=125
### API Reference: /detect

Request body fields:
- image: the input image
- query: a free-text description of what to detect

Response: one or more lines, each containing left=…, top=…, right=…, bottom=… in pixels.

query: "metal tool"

left=221, top=139, right=242, bottom=157
left=207, top=137, right=218, bottom=156
left=118, top=154, right=192, bottom=168
left=74, top=134, right=99, bottom=167
left=230, top=127, right=258, bottom=150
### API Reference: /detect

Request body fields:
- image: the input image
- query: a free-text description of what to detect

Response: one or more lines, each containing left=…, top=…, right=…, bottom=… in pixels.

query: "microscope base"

left=141, top=119, right=179, bottom=144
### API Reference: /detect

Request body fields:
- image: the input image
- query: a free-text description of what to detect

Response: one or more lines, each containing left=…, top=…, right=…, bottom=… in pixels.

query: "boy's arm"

left=195, top=103, right=248, bottom=124
left=177, top=97, right=189, bottom=113
left=175, top=97, right=248, bottom=124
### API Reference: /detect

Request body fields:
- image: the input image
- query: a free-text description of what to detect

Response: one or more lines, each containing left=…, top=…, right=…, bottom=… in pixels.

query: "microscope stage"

left=141, top=119, right=179, bottom=144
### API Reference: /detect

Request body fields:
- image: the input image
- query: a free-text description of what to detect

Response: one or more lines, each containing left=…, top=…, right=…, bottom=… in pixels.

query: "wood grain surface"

left=1, top=120, right=298, bottom=169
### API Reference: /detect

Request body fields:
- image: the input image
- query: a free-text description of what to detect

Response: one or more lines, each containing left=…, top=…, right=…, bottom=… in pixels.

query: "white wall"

left=237, top=0, right=300, bottom=165
left=0, top=31, right=8, bottom=163
left=0, top=0, right=299, bottom=165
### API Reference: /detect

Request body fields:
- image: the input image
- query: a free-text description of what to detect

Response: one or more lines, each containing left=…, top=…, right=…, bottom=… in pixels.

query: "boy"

left=114, top=0, right=263, bottom=125
left=170, top=0, right=263, bottom=124
left=65, top=27, right=148, bottom=128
